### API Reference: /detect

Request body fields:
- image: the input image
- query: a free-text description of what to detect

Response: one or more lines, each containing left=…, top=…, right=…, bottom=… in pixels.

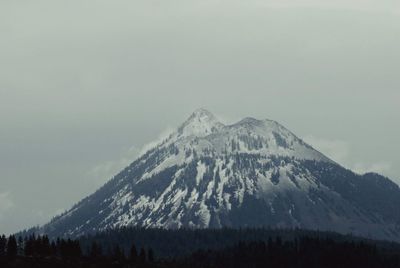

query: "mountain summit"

left=177, top=108, right=224, bottom=138
left=39, top=109, right=400, bottom=241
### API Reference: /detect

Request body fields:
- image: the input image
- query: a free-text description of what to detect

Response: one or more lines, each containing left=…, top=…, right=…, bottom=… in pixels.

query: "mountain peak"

left=177, top=109, right=224, bottom=138
left=190, top=108, right=215, bottom=119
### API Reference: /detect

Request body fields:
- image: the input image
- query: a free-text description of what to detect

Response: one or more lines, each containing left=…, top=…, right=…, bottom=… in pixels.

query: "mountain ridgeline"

left=37, top=109, right=400, bottom=241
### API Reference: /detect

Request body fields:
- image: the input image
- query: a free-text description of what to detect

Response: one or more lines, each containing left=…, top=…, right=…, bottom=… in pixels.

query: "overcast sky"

left=1, top=0, right=399, bottom=235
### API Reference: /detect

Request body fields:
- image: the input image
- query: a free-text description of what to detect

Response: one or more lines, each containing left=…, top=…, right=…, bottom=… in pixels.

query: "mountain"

left=38, top=109, right=400, bottom=241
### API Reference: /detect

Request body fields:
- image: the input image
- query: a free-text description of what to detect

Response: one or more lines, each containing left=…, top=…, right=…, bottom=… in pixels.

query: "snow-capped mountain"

left=40, top=109, right=400, bottom=241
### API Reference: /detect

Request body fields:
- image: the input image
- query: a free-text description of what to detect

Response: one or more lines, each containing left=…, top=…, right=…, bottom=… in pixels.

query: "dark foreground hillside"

left=3, top=228, right=400, bottom=267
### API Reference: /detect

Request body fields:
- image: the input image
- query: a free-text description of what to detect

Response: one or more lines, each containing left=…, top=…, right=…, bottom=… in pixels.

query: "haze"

left=1, top=0, right=399, bottom=234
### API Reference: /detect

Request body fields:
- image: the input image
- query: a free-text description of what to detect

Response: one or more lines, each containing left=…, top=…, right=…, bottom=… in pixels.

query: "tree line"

left=179, top=237, right=400, bottom=268
left=2, top=228, right=400, bottom=267
left=0, top=233, right=154, bottom=267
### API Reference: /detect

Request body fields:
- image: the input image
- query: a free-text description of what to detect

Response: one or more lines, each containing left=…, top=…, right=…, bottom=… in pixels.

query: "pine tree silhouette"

left=139, top=247, right=146, bottom=263
left=6, top=235, right=17, bottom=259
left=112, top=244, right=125, bottom=262
left=129, top=244, right=138, bottom=263
left=0, top=235, right=6, bottom=258
left=90, top=241, right=103, bottom=258
left=17, top=236, right=24, bottom=256
left=147, top=248, right=155, bottom=262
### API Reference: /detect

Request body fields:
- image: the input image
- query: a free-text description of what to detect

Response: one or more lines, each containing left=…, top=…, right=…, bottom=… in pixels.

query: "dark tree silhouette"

left=90, top=241, right=103, bottom=258
left=17, top=236, right=24, bottom=256
left=129, top=243, right=138, bottom=263
left=112, top=244, right=125, bottom=262
left=6, top=235, right=17, bottom=259
left=1, top=228, right=400, bottom=267
left=0, top=235, right=6, bottom=258
left=139, top=247, right=147, bottom=263
left=148, top=248, right=155, bottom=262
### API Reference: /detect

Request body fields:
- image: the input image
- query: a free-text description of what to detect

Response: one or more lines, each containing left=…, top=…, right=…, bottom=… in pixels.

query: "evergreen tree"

left=50, top=241, right=57, bottom=256
left=112, top=244, right=124, bottom=262
left=59, top=238, right=82, bottom=259
left=147, top=248, right=155, bottom=262
left=129, top=244, right=138, bottom=263
left=24, top=235, right=34, bottom=256
left=41, top=235, right=51, bottom=256
left=139, top=247, right=146, bottom=263
left=90, top=241, right=103, bottom=258
left=17, top=236, right=24, bottom=256
left=6, top=235, right=17, bottom=258
left=0, top=235, right=6, bottom=258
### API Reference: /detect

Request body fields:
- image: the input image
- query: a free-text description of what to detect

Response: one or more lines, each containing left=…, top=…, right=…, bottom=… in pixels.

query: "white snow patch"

left=196, top=161, right=206, bottom=185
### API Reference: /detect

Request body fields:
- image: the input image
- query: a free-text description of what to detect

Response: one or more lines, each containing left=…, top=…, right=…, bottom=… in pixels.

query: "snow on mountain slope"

left=140, top=108, right=331, bottom=176
left=38, top=109, right=400, bottom=242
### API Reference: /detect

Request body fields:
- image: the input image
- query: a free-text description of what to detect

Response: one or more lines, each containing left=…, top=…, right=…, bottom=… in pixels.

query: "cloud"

left=303, top=135, right=395, bottom=183
left=352, top=162, right=392, bottom=175
left=86, top=126, right=174, bottom=185
left=138, top=127, right=175, bottom=156
left=303, top=135, right=350, bottom=164
left=87, top=145, right=140, bottom=185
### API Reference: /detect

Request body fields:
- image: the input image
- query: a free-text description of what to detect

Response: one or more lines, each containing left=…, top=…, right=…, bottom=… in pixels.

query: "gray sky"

left=1, top=0, right=399, bottom=235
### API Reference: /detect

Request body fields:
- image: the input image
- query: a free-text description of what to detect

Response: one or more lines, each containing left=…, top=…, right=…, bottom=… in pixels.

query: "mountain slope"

left=39, top=109, right=400, bottom=241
